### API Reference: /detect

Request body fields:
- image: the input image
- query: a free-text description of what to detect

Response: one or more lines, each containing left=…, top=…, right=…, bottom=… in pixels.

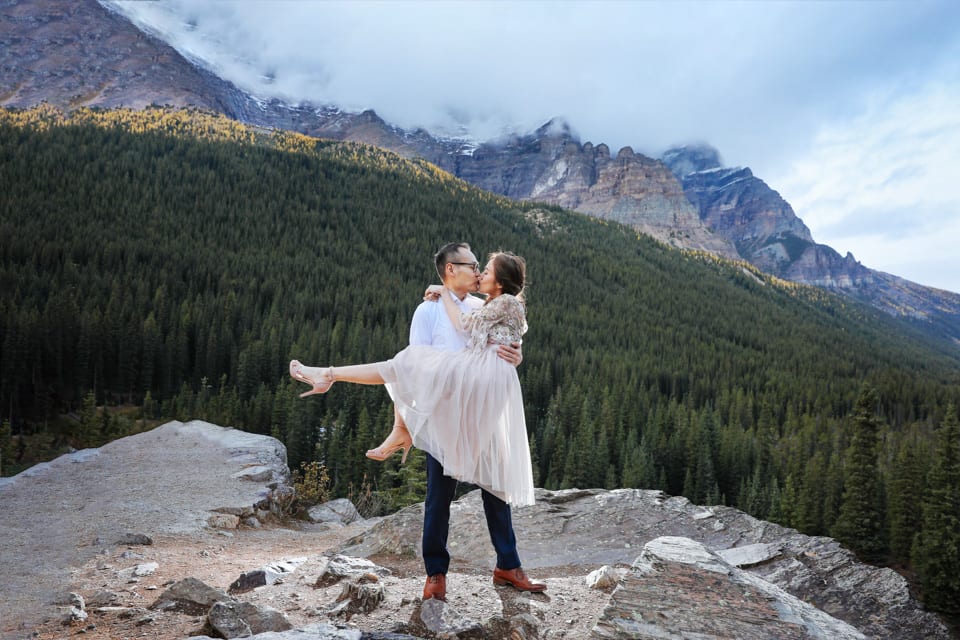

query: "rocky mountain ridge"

left=661, top=144, right=960, bottom=333
left=4, top=0, right=959, bottom=344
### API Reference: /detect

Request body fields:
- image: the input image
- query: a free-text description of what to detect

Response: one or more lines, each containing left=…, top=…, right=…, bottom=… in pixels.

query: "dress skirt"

left=377, top=344, right=535, bottom=507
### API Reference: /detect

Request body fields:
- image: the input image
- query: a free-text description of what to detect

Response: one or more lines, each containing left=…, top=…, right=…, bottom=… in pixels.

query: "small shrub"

left=292, top=460, right=331, bottom=508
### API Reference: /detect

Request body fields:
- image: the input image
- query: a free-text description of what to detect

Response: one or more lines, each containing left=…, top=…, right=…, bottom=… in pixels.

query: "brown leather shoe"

left=493, top=567, right=546, bottom=592
left=423, top=573, right=446, bottom=601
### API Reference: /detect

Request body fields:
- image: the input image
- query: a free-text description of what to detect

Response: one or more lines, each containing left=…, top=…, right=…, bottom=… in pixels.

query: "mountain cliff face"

left=5, top=0, right=959, bottom=343
left=662, top=144, right=960, bottom=338
left=449, top=121, right=739, bottom=257
left=0, top=0, right=252, bottom=115
left=662, top=145, right=865, bottom=281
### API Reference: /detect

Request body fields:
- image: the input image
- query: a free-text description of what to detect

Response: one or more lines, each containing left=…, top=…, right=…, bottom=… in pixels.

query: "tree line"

left=1, top=106, right=959, bottom=614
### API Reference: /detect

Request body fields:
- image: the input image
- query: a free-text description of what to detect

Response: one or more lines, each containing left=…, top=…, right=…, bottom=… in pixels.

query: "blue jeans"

left=422, top=452, right=521, bottom=576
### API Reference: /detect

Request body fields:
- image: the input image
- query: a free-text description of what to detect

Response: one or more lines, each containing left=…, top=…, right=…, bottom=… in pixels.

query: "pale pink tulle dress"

left=377, top=294, right=535, bottom=507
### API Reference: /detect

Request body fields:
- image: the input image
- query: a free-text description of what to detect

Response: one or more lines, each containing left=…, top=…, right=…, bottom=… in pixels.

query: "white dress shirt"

left=409, top=291, right=483, bottom=352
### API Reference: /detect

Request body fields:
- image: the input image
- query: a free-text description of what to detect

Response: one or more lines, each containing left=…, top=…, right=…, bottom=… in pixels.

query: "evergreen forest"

left=2, top=106, right=959, bottom=614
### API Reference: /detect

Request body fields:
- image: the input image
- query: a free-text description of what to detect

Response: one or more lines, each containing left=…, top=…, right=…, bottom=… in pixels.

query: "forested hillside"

left=2, top=107, right=959, bottom=613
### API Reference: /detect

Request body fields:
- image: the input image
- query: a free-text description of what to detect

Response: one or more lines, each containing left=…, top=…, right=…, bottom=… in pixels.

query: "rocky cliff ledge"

left=0, top=420, right=291, bottom=636
left=342, top=487, right=948, bottom=639
left=0, top=423, right=950, bottom=639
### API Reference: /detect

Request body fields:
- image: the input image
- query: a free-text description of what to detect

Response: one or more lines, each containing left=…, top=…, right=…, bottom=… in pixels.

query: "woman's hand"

left=423, top=284, right=444, bottom=301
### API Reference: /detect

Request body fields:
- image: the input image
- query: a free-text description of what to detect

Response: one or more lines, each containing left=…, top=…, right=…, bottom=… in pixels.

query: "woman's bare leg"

left=297, top=362, right=386, bottom=385
left=290, top=360, right=385, bottom=397
left=367, top=410, right=413, bottom=463
left=291, top=360, right=412, bottom=463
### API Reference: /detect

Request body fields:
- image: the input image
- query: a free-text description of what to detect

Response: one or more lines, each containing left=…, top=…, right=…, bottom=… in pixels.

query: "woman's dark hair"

left=434, top=242, right=471, bottom=280
left=490, top=251, right=526, bottom=300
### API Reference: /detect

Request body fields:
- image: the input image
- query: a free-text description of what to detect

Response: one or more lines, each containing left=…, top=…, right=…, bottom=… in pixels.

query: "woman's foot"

left=366, top=425, right=413, bottom=464
left=289, top=360, right=334, bottom=397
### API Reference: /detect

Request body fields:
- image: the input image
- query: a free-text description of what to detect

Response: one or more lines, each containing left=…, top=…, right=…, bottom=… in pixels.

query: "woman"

left=289, top=251, right=534, bottom=507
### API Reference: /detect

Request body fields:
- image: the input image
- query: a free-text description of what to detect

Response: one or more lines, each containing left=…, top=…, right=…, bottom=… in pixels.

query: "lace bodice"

left=461, top=294, right=527, bottom=354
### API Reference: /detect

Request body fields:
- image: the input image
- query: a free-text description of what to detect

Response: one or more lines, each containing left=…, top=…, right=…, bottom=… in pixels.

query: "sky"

left=104, top=0, right=960, bottom=294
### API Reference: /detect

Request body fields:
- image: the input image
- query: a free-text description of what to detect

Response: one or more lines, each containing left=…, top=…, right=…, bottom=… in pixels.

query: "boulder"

left=307, top=498, right=363, bottom=526
left=419, top=598, right=483, bottom=636
left=1, top=420, right=292, bottom=634
left=590, top=536, right=866, bottom=639
left=187, top=622, right=364, bottom=639
left=208, top=601, right=292, bottom=639
left=315, top=554, right=391, bottom=588
left=151, top=577, right=233, bottom=615
left=338, top=488, right=949, bottom=639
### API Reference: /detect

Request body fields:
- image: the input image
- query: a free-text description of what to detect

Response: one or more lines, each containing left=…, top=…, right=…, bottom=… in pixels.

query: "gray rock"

left=330, top=575, right=385, bottom=615
left=337, top=502, right=424, bottom=559
left=117, top=561, right=159, bottom=579
left=229, top=569, right=269, bottom=594
left=717, top=541, right=783, bottom=567
left=116, top=533, right=153, bottom=546
left=208, top=600, right=293, bottom=639
left=208, top=513, right=241, bottom=529
left=60, top=604, right=88, bottom=624
left=419, top=597, right=483, bottom=636
left=586, top=565, right=620, bottom=590
left=229, top=557, right=308, bottom=594
left=151, top=577, right=233, bottom=615
left=316, top=554, right=391, bottom=587
left=234, top=465, right=277, bottom=482
left=307, top=498, right=363, bottom=525
left=508, top=612, right=541, bottom=639
left=591, top=536, right=866, bottom=640
left=57, top=592, right=87, bottom=624
left=86, top=590, right=121, bottom=607
left=187, top=622, right=363, bottom=639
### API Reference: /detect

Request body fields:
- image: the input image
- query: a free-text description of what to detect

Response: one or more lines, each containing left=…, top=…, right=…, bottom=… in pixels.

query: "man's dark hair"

left=434, top=242, right=471, bottom=280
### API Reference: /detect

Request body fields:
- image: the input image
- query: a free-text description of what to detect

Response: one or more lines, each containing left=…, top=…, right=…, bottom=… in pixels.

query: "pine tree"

left=832, top=384, right=886, bottom=560
left=621, top=434, right=656, bottom=489
left=797, top=453, right=826, bottom=534
left=887, top=437, right=925, bottom=562
left=912, top=405, right=960, bottom=614
left=778, top=474, right=799, bottom=529
left=0, top=419, right=13, bottom=475
left=78, top=390, right=98, bottom=447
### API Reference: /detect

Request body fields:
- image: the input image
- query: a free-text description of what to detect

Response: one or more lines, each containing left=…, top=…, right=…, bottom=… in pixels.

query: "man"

left=411, top=242, right=546, bottom=602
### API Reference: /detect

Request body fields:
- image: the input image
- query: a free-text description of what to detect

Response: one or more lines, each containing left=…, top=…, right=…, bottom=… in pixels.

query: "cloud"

left=773, top=80, right=960, bottom=291
left=103, top=0, right=960, bottom=293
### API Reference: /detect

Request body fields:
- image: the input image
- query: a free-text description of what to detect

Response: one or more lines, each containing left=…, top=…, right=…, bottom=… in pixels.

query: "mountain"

left=662, top=144, right=960, bottom=341
left=0, top=0, right=252, bottom=115
left=449, top=120, right=740, bottom=258
left=4, top=0, right=960, bottom=346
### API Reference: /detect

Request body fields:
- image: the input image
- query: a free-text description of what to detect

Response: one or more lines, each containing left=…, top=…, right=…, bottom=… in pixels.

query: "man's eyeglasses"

left=450, top=262, right=481, bottom=272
